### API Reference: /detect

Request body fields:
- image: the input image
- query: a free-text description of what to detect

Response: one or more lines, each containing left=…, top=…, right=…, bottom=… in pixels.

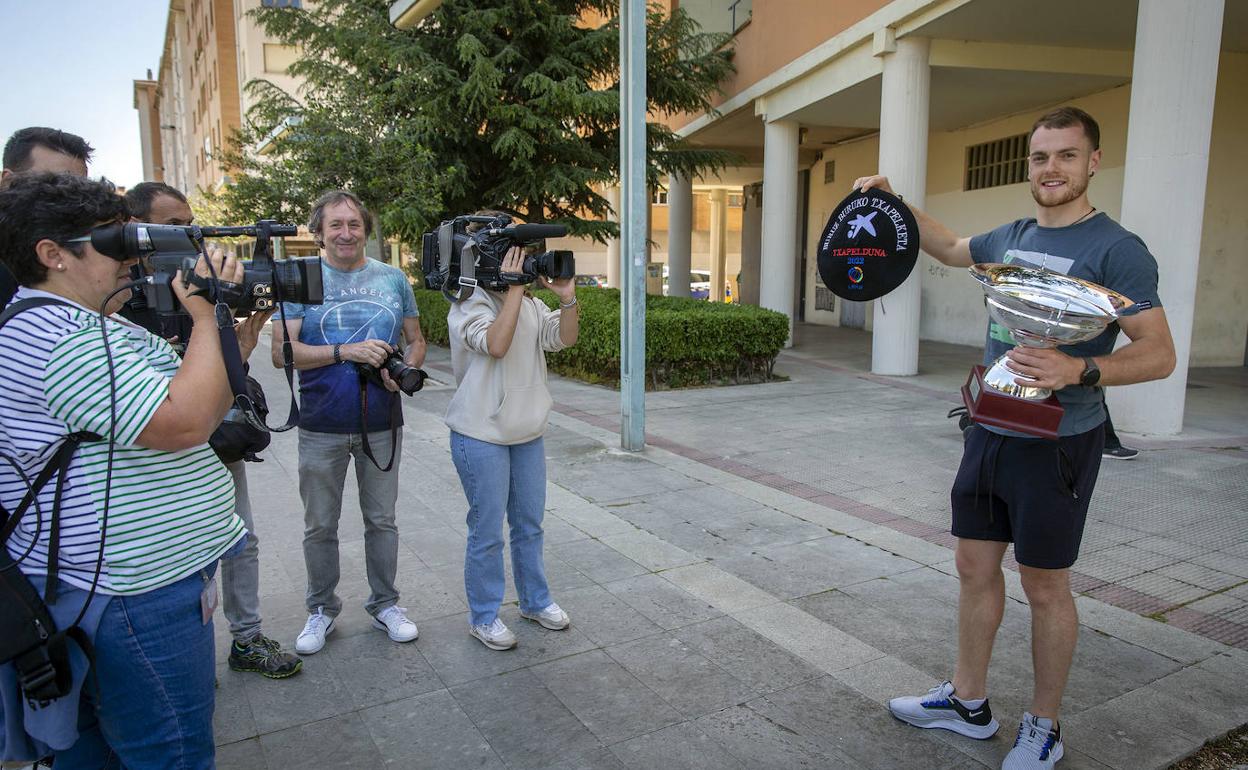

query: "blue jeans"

left=55, top=567, right=218, bottom=770
left=450, top=431, right=552, bottom=626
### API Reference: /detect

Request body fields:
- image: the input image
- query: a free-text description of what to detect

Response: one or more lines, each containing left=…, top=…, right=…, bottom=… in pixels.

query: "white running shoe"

left=295, top=607, right=335, bottom=655
left=1002, top=712, right=1064, bottom=769
left=373, top=606, right=419, bottom=643
left=519, top=602, right=570, bottom=630
left=887, top=680, right=999, bottom=740
left=470, top=618, right=518, bottom=650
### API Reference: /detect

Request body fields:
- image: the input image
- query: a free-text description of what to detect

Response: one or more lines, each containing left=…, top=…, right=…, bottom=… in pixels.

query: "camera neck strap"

left=356, top=374, right=401, bottom=473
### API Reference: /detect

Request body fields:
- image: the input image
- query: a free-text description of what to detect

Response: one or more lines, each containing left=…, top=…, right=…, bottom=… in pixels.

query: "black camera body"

left=90, top=219, right=324, bottom=316
left=356, top=351, right=427, bottom=396
left=422, top=214, right=575, bottom=301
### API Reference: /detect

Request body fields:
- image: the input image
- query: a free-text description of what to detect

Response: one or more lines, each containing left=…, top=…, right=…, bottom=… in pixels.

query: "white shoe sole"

left=373, top=617, right=418, bottom=642
left=519, top=610, right=570, bottom=630
left=889, top=706, right=999, bottom=740
left=470, top=628, right=517, bottom=650
left=295, top=619, right=335, bottom=655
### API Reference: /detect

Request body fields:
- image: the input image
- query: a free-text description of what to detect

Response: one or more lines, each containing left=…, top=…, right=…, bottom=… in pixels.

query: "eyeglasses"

left=62, top=234, right=93, bottom=244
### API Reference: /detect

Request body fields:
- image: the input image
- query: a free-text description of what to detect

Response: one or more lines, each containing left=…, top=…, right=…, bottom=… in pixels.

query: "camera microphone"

left=500, top=223, right=567, bottom=240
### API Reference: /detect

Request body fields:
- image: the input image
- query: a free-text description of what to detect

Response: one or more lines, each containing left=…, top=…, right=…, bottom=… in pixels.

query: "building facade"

left=656, top=0, right=1245, bottom=436
left=135, top=0, right=305, bottom=195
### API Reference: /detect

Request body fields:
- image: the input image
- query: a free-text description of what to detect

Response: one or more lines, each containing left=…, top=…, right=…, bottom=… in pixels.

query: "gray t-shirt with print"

left=968, top=212, right=1162, bottom=437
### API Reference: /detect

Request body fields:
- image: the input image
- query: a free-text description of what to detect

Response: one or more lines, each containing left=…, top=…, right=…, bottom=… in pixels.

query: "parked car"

left=574, top=274, right=607, bottom=288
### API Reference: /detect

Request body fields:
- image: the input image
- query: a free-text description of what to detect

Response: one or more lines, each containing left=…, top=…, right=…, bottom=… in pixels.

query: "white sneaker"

left=470, top=618, right=517, bottom=650
left=520, top=602, right=570, bottom=630
left=887, top=680, right=999, bottom=740
left=295, top=607, right=335, bottom=655
left=373, top=606, right=419, bottom=643
left=1002, top=712, right=1064, bottom=769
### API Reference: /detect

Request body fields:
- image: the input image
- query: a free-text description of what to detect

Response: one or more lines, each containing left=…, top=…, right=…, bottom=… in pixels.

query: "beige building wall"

left=233, top=0, right=305, bottom=120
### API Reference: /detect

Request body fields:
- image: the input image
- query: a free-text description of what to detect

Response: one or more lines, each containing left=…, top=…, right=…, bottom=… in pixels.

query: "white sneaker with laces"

left=470, top=618, right=518, bottom=650
left=520, top=602, right=570, bottom=630
left=373, top=606, right=419, bottom=643
left=295, top=607, right=335, bottom=655
left=887, top=680, right=999, bottom=739
left=1002, top=712, right=1064, bottom=769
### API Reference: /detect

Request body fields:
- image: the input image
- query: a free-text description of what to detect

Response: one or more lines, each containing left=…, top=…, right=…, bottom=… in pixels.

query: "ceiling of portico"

left=913, top=0, right=1248, bottom=53
left=682, top=0, right=1246, bottom=151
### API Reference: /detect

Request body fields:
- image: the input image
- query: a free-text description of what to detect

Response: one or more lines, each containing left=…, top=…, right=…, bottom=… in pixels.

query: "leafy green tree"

left=218, top=0, right=734, bottom=245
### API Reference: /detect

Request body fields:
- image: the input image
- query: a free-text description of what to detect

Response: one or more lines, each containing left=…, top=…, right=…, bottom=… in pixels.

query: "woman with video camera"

left=446, top=243, right=579, bottom=650
left=0, top=173, right=267, bottom=768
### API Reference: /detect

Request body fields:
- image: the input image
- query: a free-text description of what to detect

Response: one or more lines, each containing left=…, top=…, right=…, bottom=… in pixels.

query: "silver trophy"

left=962, top=263, right=1139, bottom=437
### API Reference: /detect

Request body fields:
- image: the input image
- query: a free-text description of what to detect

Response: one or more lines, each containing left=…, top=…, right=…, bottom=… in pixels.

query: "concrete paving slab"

left=604, top=633, right=756, bottom=719
left=601, top=573, right=723, bottom=630
left=450, top=669, right=603, bottom=770
left=532, top=650, right=683, bottom=745
left=256, top=711, right=385, bottom=770
left=598, top=528, right=705, bottom=571
left=362, top=689, right=505, bottom=770
left=730, top=601, right=886, bottom=674
left=673, top=616, right=824, bottom=693
left=608, top=722, right=749, bottom=769
left=693, top=703, right=863, bottom=769
left=658, top=562, right=777, bottom=613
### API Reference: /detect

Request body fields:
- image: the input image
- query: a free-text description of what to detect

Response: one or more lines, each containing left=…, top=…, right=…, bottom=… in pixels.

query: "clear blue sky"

left=0, top=0, right=171, bottom=187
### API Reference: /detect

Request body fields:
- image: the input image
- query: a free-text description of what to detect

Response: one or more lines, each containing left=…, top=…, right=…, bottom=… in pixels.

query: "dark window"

left=262, top=0, right=302, bottom=7
left=965, top=133, right=1028, bottom=191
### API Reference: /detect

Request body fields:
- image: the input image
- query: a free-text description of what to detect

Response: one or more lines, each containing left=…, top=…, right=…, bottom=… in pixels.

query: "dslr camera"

left=86, top=219, right=324, bottom=316
left=421, top=213, right=575, bottom=301
left=356, top=351, right=427, bottom=397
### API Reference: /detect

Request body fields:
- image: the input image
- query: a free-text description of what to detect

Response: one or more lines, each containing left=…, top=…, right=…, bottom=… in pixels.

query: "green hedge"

left=414, top=286, right=788, bottom=389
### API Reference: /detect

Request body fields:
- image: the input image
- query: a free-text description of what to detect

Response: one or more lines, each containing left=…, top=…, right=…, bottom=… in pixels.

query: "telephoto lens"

left=384, top=356, right=426, bottom=396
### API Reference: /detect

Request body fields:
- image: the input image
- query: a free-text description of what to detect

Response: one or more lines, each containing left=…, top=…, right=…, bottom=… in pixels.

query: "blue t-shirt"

left=281, top=258, right=419, bottom=433
left=969, top=213, right=1163, bottom=436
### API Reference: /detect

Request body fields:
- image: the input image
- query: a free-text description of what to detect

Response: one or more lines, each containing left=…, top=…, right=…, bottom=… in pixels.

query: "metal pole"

left=619, top=0, right=646, bottom=450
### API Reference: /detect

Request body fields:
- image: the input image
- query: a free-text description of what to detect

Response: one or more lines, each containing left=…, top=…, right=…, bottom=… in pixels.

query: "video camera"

left=87, top=219, right=324, bottom=316
left=421, top=213, right=574, bottom=301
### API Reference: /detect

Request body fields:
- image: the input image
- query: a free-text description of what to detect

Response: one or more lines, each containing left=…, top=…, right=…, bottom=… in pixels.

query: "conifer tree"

left=217, top=0, right=734, bottom=245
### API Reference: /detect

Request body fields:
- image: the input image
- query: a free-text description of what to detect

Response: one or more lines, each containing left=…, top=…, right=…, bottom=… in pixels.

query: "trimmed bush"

left=413, top=286, right=788, bottom=389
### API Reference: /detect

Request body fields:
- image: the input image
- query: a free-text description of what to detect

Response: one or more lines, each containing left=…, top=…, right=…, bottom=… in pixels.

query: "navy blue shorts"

left=950, top=424, right=1105, bottom=569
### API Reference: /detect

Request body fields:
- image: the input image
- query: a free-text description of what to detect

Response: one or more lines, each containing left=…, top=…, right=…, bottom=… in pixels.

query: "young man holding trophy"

left=855, top=107, right=1176, bottom=769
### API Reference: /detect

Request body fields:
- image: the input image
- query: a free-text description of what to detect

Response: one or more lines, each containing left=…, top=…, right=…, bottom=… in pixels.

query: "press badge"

left=200, top=573, right=219, bottom=625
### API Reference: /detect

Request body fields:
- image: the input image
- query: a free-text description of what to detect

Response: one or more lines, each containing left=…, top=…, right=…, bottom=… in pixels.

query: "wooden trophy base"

left=961, top=365, right=1063, bottom=440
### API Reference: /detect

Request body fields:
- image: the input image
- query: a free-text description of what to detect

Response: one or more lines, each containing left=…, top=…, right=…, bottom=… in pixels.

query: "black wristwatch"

left=1079, top=357, right=1101, bottom=387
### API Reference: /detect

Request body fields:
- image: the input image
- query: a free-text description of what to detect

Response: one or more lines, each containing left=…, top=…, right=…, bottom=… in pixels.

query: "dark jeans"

left=55, top=568, right=217, bottom=769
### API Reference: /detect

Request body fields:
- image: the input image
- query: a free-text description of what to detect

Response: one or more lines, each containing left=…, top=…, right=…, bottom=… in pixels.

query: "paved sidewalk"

left=213, top=326, right=1248, bottom=769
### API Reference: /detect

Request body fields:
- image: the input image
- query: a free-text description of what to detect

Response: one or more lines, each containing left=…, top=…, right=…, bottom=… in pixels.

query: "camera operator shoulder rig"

left=421, top=213, right=575, bottom=301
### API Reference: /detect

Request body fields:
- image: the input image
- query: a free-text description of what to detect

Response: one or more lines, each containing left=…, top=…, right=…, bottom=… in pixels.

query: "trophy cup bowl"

left=962, top=264, right=1136, bottom=438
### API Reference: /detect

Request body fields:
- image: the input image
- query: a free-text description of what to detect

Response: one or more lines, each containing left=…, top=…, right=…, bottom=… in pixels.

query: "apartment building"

left=134, top=0, right=304, bottom=195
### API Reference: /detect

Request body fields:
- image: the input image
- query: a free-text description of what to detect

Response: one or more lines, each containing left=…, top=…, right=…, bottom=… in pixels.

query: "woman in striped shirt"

left=0, top=173, right=267, bottom=768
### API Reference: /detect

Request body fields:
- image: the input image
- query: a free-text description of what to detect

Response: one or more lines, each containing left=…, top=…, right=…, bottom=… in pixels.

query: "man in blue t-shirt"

left=855, top=107, right=1176, bottom=769
left=270, top=190, right=426, bottom=654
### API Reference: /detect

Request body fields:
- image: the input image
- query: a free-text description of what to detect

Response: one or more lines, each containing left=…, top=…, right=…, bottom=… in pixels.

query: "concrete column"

left=708, top=188, right=728, bottom=301
left=740, top=182, right=762, bottom=305
left=1112, top=0, right=1224, bottom=436
left=760, top=119, right=800, bottom=343
left=667, top=172, right=693, bottom=297
left=606, top=185, right=621, bottom=288
left=871, top=34, right=930, bottom=376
